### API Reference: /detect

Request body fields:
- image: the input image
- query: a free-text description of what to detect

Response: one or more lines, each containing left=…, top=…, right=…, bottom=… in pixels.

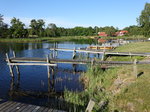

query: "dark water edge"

left=0, top=41, right=98, bottom=110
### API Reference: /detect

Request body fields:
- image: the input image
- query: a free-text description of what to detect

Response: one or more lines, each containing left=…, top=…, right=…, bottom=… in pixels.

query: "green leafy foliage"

left=138, top=3, right=150, bottom=37
left=10, top=17, right=28, bottom=38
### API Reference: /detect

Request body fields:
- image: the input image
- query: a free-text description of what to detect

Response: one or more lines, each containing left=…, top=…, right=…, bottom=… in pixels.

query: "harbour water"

left=0, top=42, right=95, bottom=107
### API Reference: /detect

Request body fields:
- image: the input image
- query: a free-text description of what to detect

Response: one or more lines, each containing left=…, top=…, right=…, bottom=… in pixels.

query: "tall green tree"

left=138, top=3, right=150, bottom=37
left=0, top=14, right=9, bottom=38
left=10, top=17, right=28, bottom=38
left=29, top=19, right=45, bottom=37
left=37, top=19, right=45, bottom=37
left=29, top=19, right=38, bottom=36
left=123, top=25, right=142, bottom=36
left=46, top=23, right=58, bottom=37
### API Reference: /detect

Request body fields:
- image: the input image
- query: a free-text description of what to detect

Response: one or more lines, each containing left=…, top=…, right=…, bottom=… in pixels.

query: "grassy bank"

left=0, top=36, right=95, bottom=43
left=107, top=41, right=150, bottom=61
left=0, top=35, right=148, bottom=43
left=64, top=41, right=150, bottom=111
left=103, top=35, right=147, bottom=40
left=64, top=64, right=150, bottom=111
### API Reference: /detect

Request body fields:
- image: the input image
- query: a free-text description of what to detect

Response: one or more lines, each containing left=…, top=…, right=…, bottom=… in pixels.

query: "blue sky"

left=0, top=0, right=149, bottom=29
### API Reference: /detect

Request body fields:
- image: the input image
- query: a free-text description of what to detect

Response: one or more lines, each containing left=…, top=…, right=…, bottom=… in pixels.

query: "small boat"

left=87, top=46, right=115, bottom=50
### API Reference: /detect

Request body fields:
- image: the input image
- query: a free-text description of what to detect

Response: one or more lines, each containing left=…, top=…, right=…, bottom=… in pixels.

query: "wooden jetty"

left=0, top=99, right=66, bottom=112
left=6, top=51, right=150, bottom=78
left=49, top=48, right=150, bottom=56
left=6, top=52, right=56, bottom=78
left=7, top=57, right=150, bottom=65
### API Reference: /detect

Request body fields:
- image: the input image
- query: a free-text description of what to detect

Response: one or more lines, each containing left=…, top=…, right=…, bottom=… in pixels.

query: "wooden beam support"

left=13, top=51, right=20, bottom=75
left=7, top=63, right=57, bottom=66
left=47, top=55, right=50, bottom=78
left=6, top=53, right=14, bottom=77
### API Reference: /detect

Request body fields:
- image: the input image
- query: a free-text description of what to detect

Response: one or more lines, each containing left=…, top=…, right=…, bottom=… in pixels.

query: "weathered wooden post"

left=54, top=48, right=56, bottom=58
left=6, top=53, right=14, bottom=77
left=133, top=59, right=137, bottom=78
left=85, top=99, right=95, bottom=112
left=53, top=43, right=56, bottom=58
left=55, top=42, right=58, bottom=57
left=51, top=67, right=55, bottom=92
left=72, top=64, right=77, bottom=74
left=72, top=47, right=76, bottom=59
left=47, top=55, right=50, bottom=78
left=101, top=48, right=105, bottom=61
left=13, top=51, right=20, bottom=75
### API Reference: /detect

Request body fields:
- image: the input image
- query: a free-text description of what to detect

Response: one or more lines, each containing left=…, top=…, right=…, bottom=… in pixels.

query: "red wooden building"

left=98, top=32, right=108, bottom=37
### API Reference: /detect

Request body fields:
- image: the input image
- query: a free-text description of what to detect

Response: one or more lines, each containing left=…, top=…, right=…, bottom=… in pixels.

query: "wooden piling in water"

left=13, top=51, right=20, bottom=75
left=72, top=47, right=76, bottom=59
left=47, top=55, right=50, bottom=78
left=6, top=53, right=14, bottom=77
left=101, top=48, right=106, bottom=61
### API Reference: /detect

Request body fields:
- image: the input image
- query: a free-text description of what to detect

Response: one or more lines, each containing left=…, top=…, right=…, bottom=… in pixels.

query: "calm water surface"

left=0, top=42, right=95, bottom=107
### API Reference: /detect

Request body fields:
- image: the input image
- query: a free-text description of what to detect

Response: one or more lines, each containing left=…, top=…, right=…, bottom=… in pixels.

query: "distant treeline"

left=0, top=3, right=150, bottom=38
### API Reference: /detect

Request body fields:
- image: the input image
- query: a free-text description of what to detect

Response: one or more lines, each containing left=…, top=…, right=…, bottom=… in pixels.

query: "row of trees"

left=0, top=3, right=150, bottom=38
left=0, top=16, right=119, bottom=38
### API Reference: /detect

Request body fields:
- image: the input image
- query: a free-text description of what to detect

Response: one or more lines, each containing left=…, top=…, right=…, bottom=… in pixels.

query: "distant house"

left=97, top=30, right=128, bottom=37
left=98, top=32, right=108, bottom=37
left=98, top=38, right=107, bottom=43
left=116, top=30, right=128, bottom=36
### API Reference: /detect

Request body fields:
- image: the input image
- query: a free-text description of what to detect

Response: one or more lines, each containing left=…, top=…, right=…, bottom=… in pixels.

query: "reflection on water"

left=0, top=42, right=91, bottom=108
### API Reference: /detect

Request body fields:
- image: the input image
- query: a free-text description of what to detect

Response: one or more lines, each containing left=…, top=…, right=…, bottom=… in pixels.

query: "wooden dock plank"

left=7, top=57, right=150, bottom=65
left=4, top=102, right=21, bottom=112
left=35, top=107, right=45, bottom=112
left=41, top=108, right=49, bottom=112
left=0, top=100, right=66, bottom=112
left=7, top=63, right=57, bottom=66
left=11, top=103, right=27, bottom=112
left=0, top=101, right=17, bottom=111
left=0, top=101, right=14, bottom=111
left=52, top=110, right=58, bottom=112
left=15, top=103, right=28, bottom=112
left=25, top=104, right=37, bottom=112
left=31, top=106, right=41, bottom=112
left=50, top=48, right=150, bottom=56
left=0, top=100, right=10, bottom=107
left=21, top=104, right=33, bottom=112
left=47, top=108, right=53, bottom=112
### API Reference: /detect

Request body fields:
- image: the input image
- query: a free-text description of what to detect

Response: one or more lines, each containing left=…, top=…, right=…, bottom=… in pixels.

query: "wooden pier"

left=0, top=99, right=66, bottom=112
left=6, top=52, right=56, bottom=78
left=6, top=57, right=150, bottom=66
left=50, top=48, right=150, bottom=56
left=5, top=51, right=150, bottom=79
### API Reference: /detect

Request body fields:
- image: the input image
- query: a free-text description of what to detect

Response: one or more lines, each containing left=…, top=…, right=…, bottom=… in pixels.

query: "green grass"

left=64, top=64, right=150, bottom=112
left=112, top=64, right=150, bottom=112
left=103, top=35, right=147, bottom=40
left=64, top=66, right=119, bottom=112
left=113, top=41, right=150, bottom=52
left=106, top=41, right=150, bottom=61
left=0, top=36, right=95, bottom=43
left=64, top=42, right=150, bottom=111
left=0, top=38, right=44, bottom=42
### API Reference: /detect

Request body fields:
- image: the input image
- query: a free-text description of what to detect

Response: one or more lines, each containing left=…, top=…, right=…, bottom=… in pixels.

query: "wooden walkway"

left=0, top=99, right=66, bottom=112
left=50, top=48, right=150, bottom=56
left=7, top=57, right=150, bottom=65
